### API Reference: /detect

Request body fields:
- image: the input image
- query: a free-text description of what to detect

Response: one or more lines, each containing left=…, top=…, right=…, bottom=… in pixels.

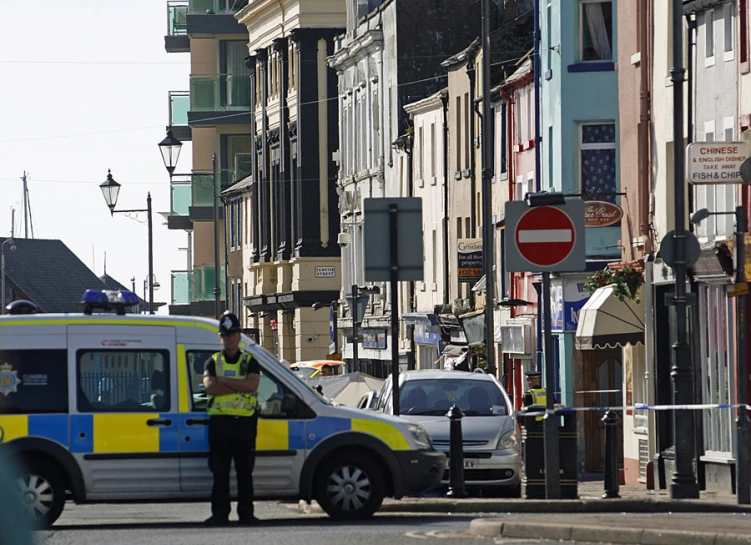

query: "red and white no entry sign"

left=514, top=206, right=576, bottom=267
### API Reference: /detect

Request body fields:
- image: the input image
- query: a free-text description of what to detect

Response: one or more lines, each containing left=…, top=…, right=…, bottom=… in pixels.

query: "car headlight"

left=406, top=424, right=433, bottom=450
left=496, top=429, right=518, bottom=450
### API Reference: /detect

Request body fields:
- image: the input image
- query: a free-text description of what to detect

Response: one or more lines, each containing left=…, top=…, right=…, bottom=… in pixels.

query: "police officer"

left=203, top=311, right=261, bottom=526
left=522, top=371, right=547, bottom=408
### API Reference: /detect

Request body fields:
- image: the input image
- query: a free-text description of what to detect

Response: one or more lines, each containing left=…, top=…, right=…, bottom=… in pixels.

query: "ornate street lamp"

left=158, top=127, right=183, bottom=177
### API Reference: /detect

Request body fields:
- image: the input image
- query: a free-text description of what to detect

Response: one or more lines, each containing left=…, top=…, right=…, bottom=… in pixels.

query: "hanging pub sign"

left=584, top=200, right=623, bottom=228
left=457, top=238, right=483, bottom=283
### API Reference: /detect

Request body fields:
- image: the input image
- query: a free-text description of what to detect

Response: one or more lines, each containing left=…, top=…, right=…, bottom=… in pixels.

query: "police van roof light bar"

left=80, top=289, right=140, bottom=316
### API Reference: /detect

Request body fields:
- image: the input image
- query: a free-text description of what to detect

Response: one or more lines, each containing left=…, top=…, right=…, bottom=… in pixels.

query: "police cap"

left=525, top=371, right=541, bottom=379
left=218, top=311, right=241, bottom=336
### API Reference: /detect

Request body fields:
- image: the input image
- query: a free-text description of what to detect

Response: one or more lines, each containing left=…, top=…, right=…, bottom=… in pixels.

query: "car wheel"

left=315, top=454, right=385, bottom=520
left=15, top=460, right=66, bottom=528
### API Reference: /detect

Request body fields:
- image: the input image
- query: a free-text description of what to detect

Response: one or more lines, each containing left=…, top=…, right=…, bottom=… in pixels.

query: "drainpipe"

left=441, top=92, right=451, bottom=306
left=500, top=85, right=516, bottom=318
left=533, top=0, right=543, bottom=370
left=467, top=59, right=477, bottom=238
left=640, top=0, right=653, bottom=253
left=685, top=13, right=696, bottom=228
left=407, top=132, right=416, bottom=370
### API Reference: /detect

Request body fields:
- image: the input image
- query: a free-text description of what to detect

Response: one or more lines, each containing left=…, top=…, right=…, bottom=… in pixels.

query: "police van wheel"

left=315, top=454, right=385, bottom=520
left=16, top=461, right=66, bottom=528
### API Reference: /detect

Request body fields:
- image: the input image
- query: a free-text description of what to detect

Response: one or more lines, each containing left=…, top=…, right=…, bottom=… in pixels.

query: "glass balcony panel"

left=170, top=91, right=190, bottom=126
left=171, top=182, right=191, bottom=216
left=234, top=153, right=252, bottom=180
left=192, top=174, right=214, bottom=207
left=218, top=169, right=235, bottom=191
left=171, top=271, right=192, bottom=305
left=190, top=75, right=250, bottom=111
left=189, top=0, right=248, bottom=14
left=168, top=1, right=188, bottom=35
left=192, top=265, right=226, bottom=301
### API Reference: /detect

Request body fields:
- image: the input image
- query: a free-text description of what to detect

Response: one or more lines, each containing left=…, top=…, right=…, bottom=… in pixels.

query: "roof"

left=1, top=238, right=110, bottom=313
left=398, top=370, right=497, bottom=383
left=441, top=37, right=481, bottom=68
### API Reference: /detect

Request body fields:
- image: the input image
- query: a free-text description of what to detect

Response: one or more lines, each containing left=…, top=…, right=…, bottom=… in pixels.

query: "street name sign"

left=686, top=141, right=751, bottom=184
left=505, top=200, right=586, bottom=272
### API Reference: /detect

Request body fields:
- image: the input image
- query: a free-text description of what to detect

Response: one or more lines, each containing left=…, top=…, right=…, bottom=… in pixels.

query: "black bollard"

left=602, top=410, right=621, bottom=499
left=446, top=404, right=468, bottom=498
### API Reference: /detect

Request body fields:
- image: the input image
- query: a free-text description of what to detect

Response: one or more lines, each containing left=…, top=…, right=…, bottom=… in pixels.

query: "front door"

left=178, top=347, right=309, bottom=497
left=69, top=325, right=179, bottom=499
left=582, top=349, right=623, bottom=473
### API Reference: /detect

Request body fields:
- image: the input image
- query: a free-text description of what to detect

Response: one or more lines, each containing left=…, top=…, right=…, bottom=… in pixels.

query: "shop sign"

left=362, top=329, right=387, bottom=350
left=584, top=201, right=623, bottom=228
left=414, top=323, right=441, bottom=345
left=458, top=238, right=483, bottom=283
left=550, top=277, right=591, bottom=332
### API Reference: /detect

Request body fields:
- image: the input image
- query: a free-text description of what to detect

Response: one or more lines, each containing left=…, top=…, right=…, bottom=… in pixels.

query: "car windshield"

left=291, top=366, right=318, bottom=380
left=399, top=378, right=509, bottom=416
left=241, top=337, right=332, bottom=405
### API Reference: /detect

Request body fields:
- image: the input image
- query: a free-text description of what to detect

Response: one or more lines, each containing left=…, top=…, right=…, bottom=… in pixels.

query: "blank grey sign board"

left=363, top=197, right=424, bottom=281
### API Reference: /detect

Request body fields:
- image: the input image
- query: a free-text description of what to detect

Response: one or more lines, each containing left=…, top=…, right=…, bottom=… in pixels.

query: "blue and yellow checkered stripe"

left=1, top=414, right=411, bottom=454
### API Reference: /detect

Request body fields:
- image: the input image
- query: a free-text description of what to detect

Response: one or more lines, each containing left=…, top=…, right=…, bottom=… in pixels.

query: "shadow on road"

left=44, top=514, right=478, bottom=532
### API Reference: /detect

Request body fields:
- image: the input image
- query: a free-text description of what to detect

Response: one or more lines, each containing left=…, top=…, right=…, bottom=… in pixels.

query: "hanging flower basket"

left=582, top=266, right=643, bottom=303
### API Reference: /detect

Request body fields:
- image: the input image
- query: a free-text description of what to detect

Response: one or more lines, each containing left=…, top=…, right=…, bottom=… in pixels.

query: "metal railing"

left=189, top=0, right=248, bottom=14
left=169, top=91, right=190, bottom=126
left=190, top=74, right=251, bottom=111
left=167, top=1, right=189, bottom=35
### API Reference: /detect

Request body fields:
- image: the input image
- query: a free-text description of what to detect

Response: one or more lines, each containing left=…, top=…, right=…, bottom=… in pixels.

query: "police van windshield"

left=240, top=338, right=332, bottom=405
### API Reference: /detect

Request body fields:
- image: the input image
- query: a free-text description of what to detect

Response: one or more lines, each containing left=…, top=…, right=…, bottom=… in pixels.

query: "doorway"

left=582, top=349, right=623, bottom=473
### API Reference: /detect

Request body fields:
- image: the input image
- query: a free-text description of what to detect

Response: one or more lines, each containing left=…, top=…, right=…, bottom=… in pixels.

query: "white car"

left=372, top=370, right=521, bottom=497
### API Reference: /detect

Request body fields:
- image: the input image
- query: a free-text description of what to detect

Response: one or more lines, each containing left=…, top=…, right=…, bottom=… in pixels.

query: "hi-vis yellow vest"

left=207, top=352, right=258, bottom=417
left=528, top=388, right=547, bottom=406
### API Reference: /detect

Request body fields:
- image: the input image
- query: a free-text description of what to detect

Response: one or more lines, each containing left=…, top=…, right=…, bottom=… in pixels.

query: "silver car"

left=372, top=370, right=521, bottom=496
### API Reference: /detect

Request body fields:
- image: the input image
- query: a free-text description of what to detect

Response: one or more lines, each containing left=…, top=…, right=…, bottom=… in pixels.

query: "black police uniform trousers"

left=208, top=414, right=257, bottom=520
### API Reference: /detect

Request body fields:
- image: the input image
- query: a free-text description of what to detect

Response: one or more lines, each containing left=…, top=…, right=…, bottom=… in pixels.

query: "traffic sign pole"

left=542, top=270, right=561, bottom=499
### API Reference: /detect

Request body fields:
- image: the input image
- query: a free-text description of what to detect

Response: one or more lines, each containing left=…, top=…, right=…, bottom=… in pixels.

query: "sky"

left=0, top=1, right=193, bottom=311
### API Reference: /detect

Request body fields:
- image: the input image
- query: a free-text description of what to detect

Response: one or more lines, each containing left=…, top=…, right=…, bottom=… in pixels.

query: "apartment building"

left=162, top=0, right=252, bottom=318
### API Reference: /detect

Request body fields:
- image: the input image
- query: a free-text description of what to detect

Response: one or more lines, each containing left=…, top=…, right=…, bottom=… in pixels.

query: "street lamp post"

left=692, top=206, right=750, bottom=504
left=100, top=170, right=155, bottom=315
left=1, top=238, right=16, bottom=314
left=143, top=278, right=161, bottom=315
left=159, top=128, right=222, bottom=319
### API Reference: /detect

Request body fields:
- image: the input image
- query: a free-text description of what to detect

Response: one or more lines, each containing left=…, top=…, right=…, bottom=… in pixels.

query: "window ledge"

left=700, top=454, right=735, bottom=464
left=568, top=61, right=615, bottom=73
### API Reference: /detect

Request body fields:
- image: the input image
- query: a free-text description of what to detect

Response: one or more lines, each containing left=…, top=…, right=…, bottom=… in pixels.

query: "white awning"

left=575, top=284, right=645, bottom=350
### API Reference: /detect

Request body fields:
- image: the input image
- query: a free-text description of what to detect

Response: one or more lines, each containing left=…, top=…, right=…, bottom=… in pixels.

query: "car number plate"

left=463, top=458, right=478, bottom=469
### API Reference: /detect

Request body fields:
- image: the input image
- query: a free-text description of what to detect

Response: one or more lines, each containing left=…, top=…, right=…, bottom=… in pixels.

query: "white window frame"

left=724, top=2, right=735, bottom=62
left=578, top=122, right=617, bottom=197
left=706, top=9, right=716, bottom=67
left=515, top=175, right=525, bottom=201
left=579, top=0, right=614, bottom=63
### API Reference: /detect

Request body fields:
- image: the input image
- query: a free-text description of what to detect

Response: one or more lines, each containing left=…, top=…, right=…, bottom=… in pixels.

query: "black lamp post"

left=158, top=127, right=221, bottom=319
left=100, top=169, right=155, bottom=315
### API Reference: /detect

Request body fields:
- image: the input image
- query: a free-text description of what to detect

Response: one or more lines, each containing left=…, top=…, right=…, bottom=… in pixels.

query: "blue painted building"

left=539, top=0, right=621, bottom=473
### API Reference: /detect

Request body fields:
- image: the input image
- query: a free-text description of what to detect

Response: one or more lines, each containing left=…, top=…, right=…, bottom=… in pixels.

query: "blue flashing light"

left=80, top=289, right=140, bottom=314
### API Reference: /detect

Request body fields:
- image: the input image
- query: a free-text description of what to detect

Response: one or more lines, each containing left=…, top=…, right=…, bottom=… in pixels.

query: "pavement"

left=299, top=480, right=751, bottom=544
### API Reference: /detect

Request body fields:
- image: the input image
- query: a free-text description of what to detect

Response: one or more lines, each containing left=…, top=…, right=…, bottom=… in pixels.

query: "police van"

left=0, top=290, right=446, bottom=527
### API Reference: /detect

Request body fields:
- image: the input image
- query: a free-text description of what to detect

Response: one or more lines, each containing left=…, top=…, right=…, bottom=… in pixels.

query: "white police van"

left=0, top=290, right=445, bottom=527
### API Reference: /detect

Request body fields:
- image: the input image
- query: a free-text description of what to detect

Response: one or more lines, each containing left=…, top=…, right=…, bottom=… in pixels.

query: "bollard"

left=446, top=404, right=468, bottom=498
left=602, top=410, right=621, bottom=499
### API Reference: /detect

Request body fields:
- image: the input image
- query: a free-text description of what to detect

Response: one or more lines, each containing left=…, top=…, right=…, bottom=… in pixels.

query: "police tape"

left=520, top=402, right=751, bottom=417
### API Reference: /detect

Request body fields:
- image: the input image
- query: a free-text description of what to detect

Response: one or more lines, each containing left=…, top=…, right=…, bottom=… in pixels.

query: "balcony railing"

left=167, top=1, right=188, bottom=35
left=190, top=74, right=250, bottom=111
left=172, top=266, right=226, bottom=305
left=189, top=0, right=248, bottom=14
left=171, top=179, right=191, bottom=216
left=171, top=270, right=193, bottom=305
left=170, top=91, right=190, bottom=126
left=193, top=264, right=226, bottom=301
